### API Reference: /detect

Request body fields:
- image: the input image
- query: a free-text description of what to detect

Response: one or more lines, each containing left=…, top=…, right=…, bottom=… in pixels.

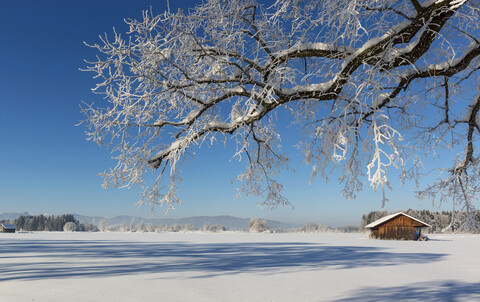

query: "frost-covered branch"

left=82, top=0, right=480, bottom=226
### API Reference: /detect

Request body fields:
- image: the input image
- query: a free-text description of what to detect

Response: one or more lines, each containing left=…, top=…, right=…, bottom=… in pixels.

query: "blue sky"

left=0, top=0, right=453, bottom=227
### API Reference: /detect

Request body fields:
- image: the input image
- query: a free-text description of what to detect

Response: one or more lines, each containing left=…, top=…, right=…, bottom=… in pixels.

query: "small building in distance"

left=0, top=223, right=16, bottom=233
left=365, top=212, right=430, bottom=240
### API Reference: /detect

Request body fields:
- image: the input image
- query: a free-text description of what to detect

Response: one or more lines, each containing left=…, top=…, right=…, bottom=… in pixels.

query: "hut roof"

left=365, top=212, right=430, bottom=228
left=1, top=224, right=16, bottom=230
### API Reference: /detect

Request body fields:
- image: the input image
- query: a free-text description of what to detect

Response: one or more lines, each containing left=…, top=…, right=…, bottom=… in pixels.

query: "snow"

left=348, top=20, right=411, bottom=60
left=416, top=41, right=480, bottom=78
left=151, top=139, right=183, bottom=161
left=180, top=109, right=201, bottom=124
left=281, top=81, right=335, bottom=95
left=423, top=0, right=461, bottom=7
left=274, top=43, right=355, bottom=58
left=372, top=93, right=390, bottom=108
left=207, top=120, right=230, bottom=128
left=365, top=212, right=431, bottom=228
left=450, top=0, right=467, bottom=9
left=1, top=232, right=479, bottom=301
left=1, top=223, right=16, bottom=229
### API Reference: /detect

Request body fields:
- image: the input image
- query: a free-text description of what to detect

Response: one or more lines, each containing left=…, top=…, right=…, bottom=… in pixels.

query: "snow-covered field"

left=1, top=232, right=479, bottom=301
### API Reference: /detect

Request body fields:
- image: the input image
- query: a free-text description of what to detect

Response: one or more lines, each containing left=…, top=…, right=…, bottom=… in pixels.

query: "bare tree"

left=83, top=0, right=480, bottom=230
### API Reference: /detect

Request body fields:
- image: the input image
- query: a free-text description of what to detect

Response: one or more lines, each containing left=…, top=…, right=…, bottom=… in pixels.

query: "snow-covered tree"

left=99, top=219, right=108, bottom=232
left=63, top=221, right=77, bottom=232
left=137, top=220, right=146, bottom=232
left=129, top=218, right=136, bottom=232
left=146, top=223, right=156, bottom=232
left=301, top=223, right=331, bottom=233
left=83, top=0, right=480, bottom=230
left=202, top=223, right=226, bottom=232
left=249, top=218, right=269, bottom=232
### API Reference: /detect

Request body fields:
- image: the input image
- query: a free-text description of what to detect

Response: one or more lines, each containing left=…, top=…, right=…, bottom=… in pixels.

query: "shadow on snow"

left=334, top=280, right=480, bottom=301
left=0, top=238, right=446, bottom=281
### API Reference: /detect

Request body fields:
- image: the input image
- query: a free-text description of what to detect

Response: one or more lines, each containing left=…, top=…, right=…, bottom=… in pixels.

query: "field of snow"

left=1, top=232, right=479, bottom=301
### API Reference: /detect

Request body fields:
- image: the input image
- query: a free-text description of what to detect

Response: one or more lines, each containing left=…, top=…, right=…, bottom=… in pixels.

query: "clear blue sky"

left=0, top=0, right=451, bottom=227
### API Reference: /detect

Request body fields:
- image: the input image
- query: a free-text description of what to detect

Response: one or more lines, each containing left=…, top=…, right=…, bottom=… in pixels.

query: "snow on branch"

left=82, top=0, right=480, bottom=223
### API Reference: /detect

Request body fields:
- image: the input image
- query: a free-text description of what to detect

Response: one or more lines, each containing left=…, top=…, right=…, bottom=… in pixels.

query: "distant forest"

left=361, top=209, right=480, bottom=234
left=0, top=214, right=98, bottom=232
left=3, top=210, right=479, bottom=233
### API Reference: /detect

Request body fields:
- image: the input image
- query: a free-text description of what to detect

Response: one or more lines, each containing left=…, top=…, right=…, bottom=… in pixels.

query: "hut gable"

left=365, top=212, right=430, bottom=240
left=0, top=223, right=16, bottom=233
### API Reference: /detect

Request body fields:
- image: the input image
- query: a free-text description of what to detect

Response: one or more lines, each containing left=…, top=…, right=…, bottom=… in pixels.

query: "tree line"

left=103, top=218, right=360, bottom=233
left=1, top=214, right=98, bottom=232
left=361, top=209, right=480, bottom=233
left=103, top=221, right=227, bottom=233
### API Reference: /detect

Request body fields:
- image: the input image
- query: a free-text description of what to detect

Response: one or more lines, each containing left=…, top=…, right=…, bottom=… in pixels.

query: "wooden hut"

left=365, top=212, right=430, bottom=240
left=0, top=223, right=16, bottom=233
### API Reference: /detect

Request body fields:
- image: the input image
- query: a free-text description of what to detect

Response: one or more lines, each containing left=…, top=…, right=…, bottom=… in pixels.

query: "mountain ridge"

left=0, top=212, right=301, bottom=230
left=75, top=214, right=301, bottom=230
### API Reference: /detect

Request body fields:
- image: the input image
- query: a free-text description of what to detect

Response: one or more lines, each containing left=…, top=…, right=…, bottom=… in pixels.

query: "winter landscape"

left=3, top=0, right=480, bottom=301
left=1, top=231, right=479, bottom=302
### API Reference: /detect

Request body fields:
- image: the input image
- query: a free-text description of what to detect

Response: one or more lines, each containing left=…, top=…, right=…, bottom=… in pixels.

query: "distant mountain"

left=0, top=212, right=32, bottom=221
left=74, top=214, right=300, bottom=230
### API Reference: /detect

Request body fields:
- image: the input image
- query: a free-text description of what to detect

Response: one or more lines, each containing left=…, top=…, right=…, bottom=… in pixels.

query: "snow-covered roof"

left=1, top=224, right=16, bottom=229
left=365, top=212, right=430, bottom=228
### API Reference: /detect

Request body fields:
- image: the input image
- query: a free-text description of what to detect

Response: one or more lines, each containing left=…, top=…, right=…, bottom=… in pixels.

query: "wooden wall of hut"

left=370, top=215, right=425, bottom=240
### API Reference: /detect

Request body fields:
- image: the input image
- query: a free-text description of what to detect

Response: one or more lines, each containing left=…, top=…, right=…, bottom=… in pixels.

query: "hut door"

left=414, top=227, right=421, bottom=240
